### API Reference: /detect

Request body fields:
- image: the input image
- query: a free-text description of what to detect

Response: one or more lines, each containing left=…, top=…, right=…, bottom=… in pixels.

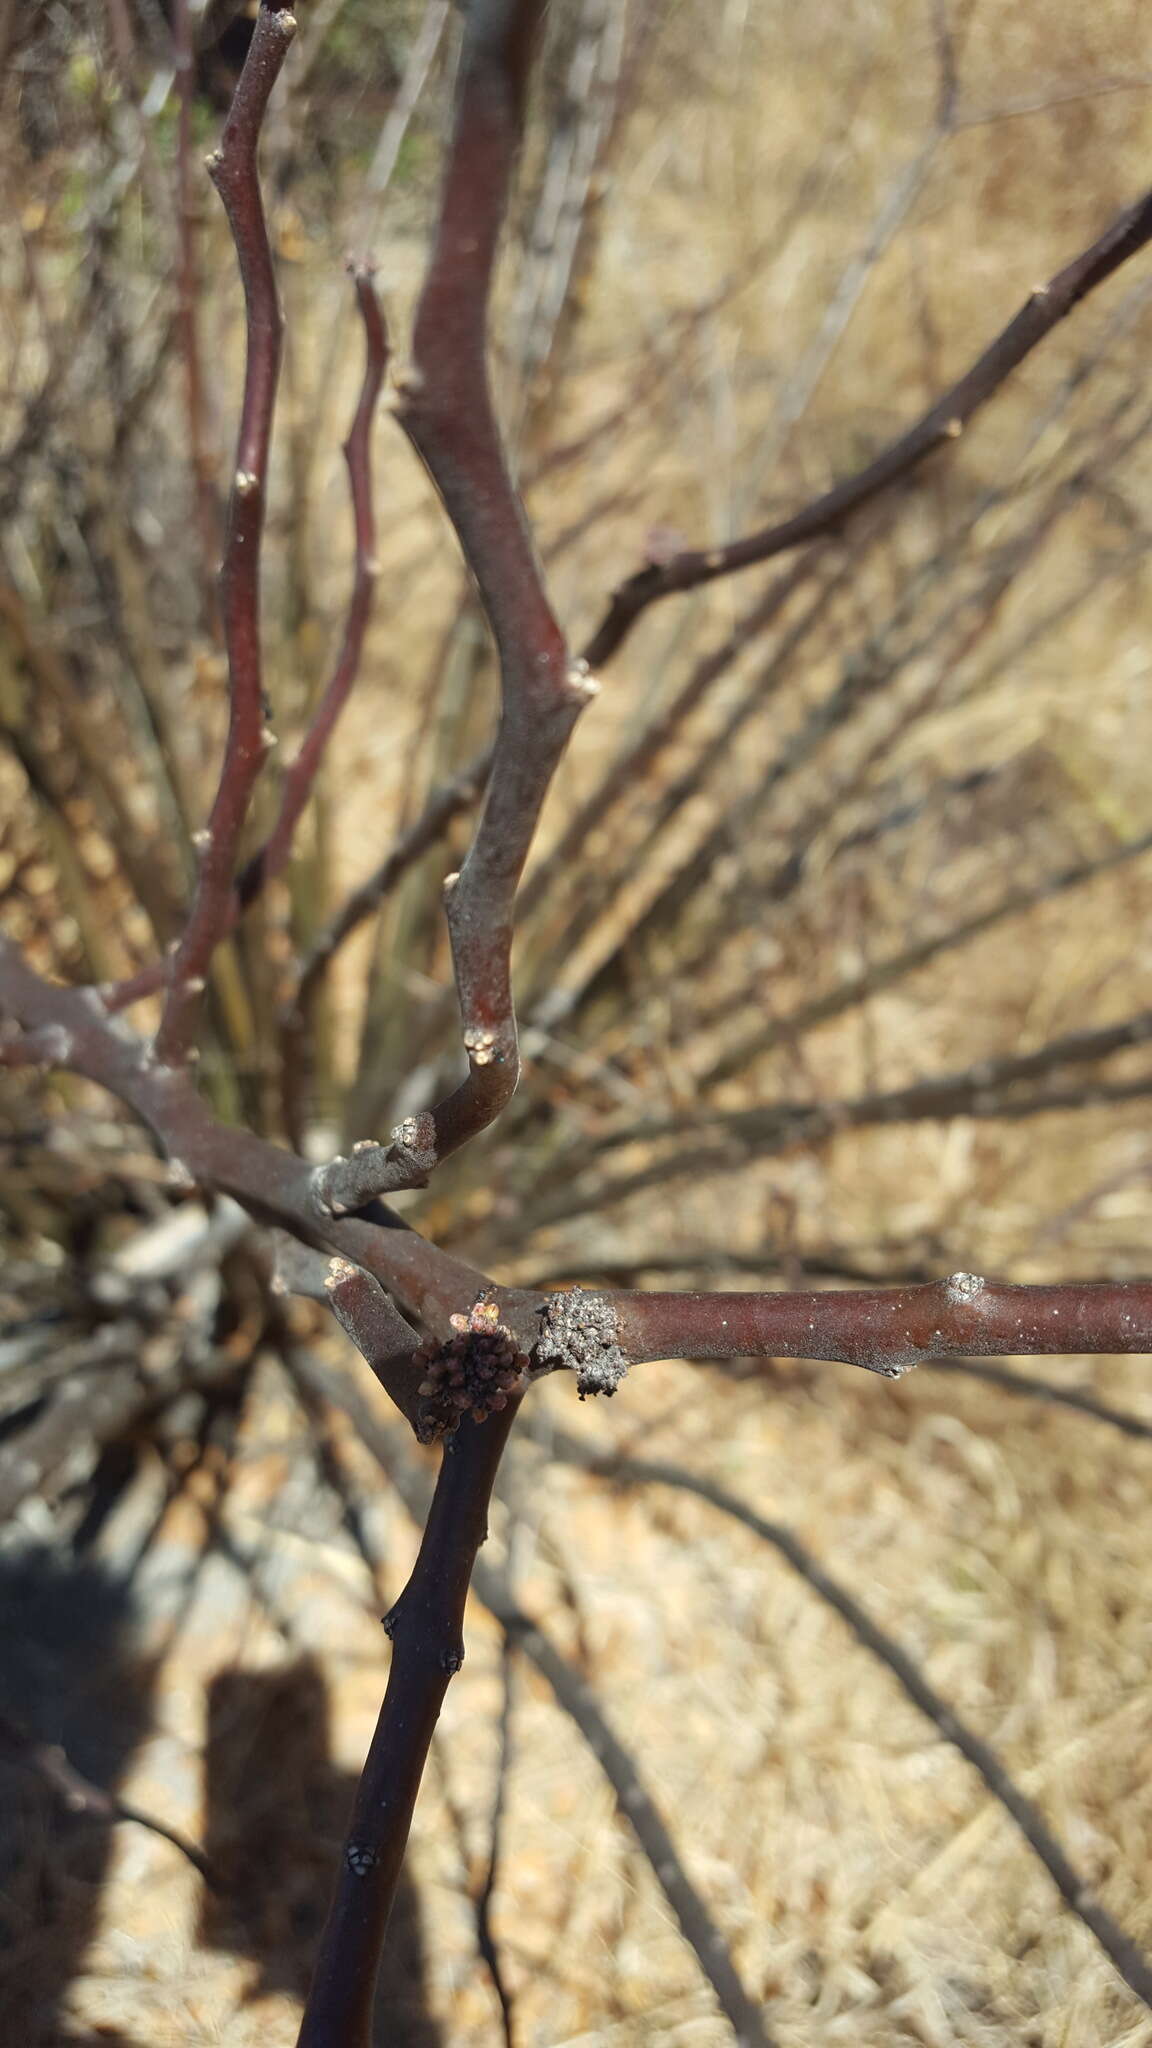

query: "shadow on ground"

left=0, top=1548, right=440, bottom=2046
left=200, top=1655, right=442, bottom=2047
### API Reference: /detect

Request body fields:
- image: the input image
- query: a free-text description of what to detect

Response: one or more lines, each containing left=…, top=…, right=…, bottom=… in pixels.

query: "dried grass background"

left=2, top=0, right=1152, bottom=2042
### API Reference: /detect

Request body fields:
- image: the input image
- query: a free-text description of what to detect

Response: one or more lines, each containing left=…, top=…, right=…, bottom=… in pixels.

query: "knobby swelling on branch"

left=6, top=2, right=1152, bottom=2042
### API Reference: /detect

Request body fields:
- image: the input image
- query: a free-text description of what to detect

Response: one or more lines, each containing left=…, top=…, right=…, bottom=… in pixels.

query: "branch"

left=318, top=0, right=596, bottom=1213
left=542, top=1430, right=1152, bottom=2010
left=0, top=942, right=486, bottom=1357
left=293, top=1352, right=774, bottom=2048
left=0, top=1709, right=221, bottom=1892
left=582, top=184, right=1152, bottom=665
left=171, top=0, right=221, bottom=632
left=322, top=1256, right=423, bottom=1432
left=157, top=0, right=297, bottom=1065
left=295, top=1400, right=520, bottom=2048
left=237, top=264, right=389, bottom=907
left=104, top=265, right=391, bottom=1018
left=531, top=1276, right=1152, bottom=1383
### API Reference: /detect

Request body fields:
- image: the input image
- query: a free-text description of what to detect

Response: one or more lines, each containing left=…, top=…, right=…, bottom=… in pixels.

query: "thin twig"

left=172, top=0, right=221, bottom=633
left=582, top=184, right=1152, bottom=665
left=238, top=266, right=389, bottom=907
left=0, top=1708, right=222, bottom=1891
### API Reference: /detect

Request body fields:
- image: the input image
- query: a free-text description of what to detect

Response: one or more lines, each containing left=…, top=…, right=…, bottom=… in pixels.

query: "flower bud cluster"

left=413, top=1295, right=527, bottom=1443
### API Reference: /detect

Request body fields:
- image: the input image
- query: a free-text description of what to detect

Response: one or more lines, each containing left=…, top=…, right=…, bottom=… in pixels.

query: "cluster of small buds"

left=412, top=1294, right=528, bottom=1444
left=462, top=1024, right=498, bottom=1067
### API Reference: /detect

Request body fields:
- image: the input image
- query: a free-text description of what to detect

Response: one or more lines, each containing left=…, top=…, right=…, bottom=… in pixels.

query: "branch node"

left=565, top=656, right=601, bottom=702
left=945, top=1270, right=986, bottom=1301
left=462, top=1025, right=498, bottom=1067
left=535, top=1289, right=629, bottom=1398
left=345, top=1841, right=379, bottom=1878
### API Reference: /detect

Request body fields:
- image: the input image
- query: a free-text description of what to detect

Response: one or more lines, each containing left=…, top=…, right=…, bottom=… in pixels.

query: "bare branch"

left=322, top=1256, right=423, bottom=1431
left=0, top=1708, right=221, bottom=1892
left=171, top=0, right=221, bottom=632
left=583, top=185, right=1152, bottom=666
left=295, top=1399, right=520, bottom=2048
left=0, top=942, right=486, bottom=1351
left=157, top=0, right=298, bottom=1065
left=103, top=265, right=391, bottom=1020
left=237, top=265, right=389, bottom=907
left=596, top=1275, right=1152, bottom=1379
left=339, top=0, right=594, bottom=1201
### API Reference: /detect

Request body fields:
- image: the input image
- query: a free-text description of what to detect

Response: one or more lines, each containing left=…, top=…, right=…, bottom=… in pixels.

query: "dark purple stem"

left=296, top=1403, right=519, bottom=2048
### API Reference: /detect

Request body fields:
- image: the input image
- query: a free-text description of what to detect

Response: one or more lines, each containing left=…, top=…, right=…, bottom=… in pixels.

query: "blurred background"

left=2, top=0, right=1152, bottom=2040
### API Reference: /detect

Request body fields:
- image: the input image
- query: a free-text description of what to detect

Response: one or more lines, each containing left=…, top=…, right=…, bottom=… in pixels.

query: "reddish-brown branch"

left=582, top=184, right=1152, bottom=667
left=172, top=0, right=221, bottom=634
left=322, top=1255, right=422, bottom=1431
left=296, top=1401, right=520, bottom=2048
left=156, top=0, right=297, bottom=1066
left=104, top=266, right=390, bottom=1019
left=321, top=0, right=595, bottom=1215
left=0, top=941, right=483, bottom=1355
left=599, top=1276, right=1152, bottom=1378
